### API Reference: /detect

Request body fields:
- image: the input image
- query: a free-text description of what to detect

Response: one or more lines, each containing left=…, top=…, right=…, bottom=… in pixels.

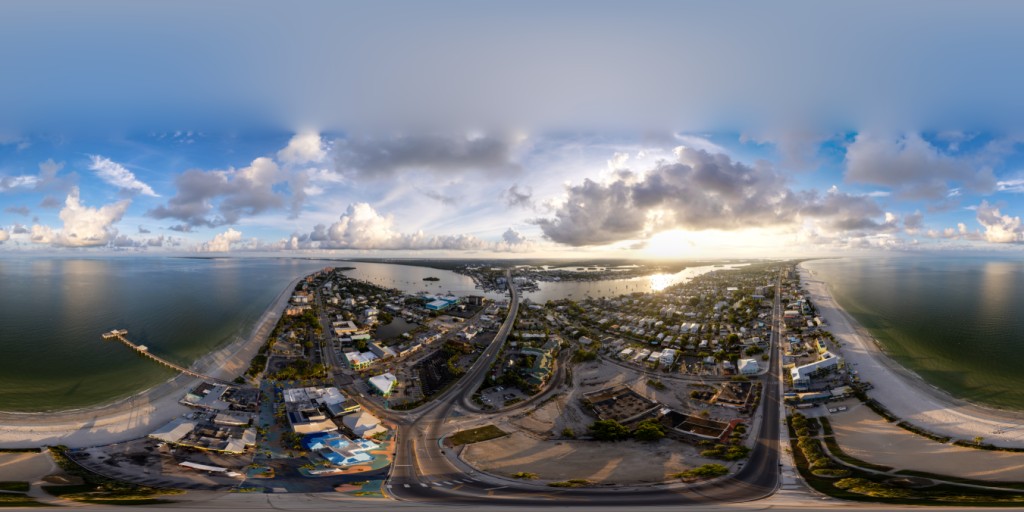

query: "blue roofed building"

left=302, top=431, right=379, bottom=467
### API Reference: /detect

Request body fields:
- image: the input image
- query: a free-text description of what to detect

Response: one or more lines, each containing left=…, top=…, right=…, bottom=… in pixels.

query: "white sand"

left=801, top=262, right=1024, bottom=448
left=0, top=274, right=305, bottom=449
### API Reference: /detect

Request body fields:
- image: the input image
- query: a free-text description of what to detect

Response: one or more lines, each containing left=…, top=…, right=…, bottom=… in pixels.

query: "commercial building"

left=302, top=431, right=379, bottom=466
left=342, top=410, right=388, bottom=439
left=790, top=351, right=842, bottom=387
left=368, top=372, right=397, bottom=396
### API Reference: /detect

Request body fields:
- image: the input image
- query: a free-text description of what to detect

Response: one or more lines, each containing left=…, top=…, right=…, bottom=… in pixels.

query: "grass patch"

left=0, top=494, right=46, bottom=507
left=951, top=440, right=1024, bottom=453
left=548, top=479, right=591, bottom=488
left=672, top=464, right=729, bottom=481
left=511, top=472, right=538, bottom=480
left=819, top=416, right=834, bottom=436
left=0, top=482, right=29, bottom=493
left=449, top=425, right=508, bottom=446
left=791, top=439, right=1024, bottom=505
left=822, top=436, right=893, bottom=472
left=896, top=421, right=951, bottom=444
left=894, top=470, right=1024, bottom=491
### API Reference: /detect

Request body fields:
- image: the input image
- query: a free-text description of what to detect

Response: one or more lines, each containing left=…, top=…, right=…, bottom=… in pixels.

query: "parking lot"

left=479, top=385, right=529, bottom=407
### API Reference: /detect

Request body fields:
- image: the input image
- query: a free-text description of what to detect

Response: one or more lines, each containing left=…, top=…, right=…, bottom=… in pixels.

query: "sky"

left=3, top=1, right=1024, bottom=259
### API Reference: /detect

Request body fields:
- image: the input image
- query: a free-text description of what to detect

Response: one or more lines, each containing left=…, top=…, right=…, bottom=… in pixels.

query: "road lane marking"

left=443, top=481, right=453, bottom=485
left=420, top=483, right=429, bottom=487
left=403, top=484, right=410, bottom=488
left=432, top=482, right=444, bottom=486
left=485, top=486, right=507, bottom=491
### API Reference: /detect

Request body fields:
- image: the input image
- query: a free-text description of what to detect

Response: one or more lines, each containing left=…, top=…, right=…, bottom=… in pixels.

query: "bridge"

left=101, top=329, right=225, bottom=383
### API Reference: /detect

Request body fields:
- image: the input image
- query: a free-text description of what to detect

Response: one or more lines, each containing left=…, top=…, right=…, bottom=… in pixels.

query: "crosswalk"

left=388, top=477, right=482, bottom=492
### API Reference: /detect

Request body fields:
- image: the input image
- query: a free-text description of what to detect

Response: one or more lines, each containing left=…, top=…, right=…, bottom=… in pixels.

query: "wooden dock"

left=101, top=329, right=225, bottom=383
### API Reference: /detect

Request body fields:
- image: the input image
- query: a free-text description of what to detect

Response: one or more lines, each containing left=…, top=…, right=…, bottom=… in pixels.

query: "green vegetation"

left=700, top=443, right=751, bottom=461
left=548, top=479, right=591, bottom=488
left=0, top=481, right=28, bottom=493
left=587, top=420, right=631, bottom=441
left=512, top=472, right=538, bottom=480
left=561, top=428, right=575, bottom=438
left=632, top=419, right=666, bottom=442
left=646, top=379, right=666, bottom=390
left=0, top=494, right=44, bottom=507
left=673, top=464, right=729, bottom=481
left=572, top=349, right=598, bottom=362
left=449, top=425, right=508, bottom=446
left=833, top=478, right=911, bottom=499
left=812, top=468, right=852, bottom=478
left=267, top=359, right=327, bottom=381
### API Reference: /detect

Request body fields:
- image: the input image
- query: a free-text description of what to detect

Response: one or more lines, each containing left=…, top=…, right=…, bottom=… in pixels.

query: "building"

left=342, top=410, right=388, bottom=439
left=302, top=431, right=379, bottom=466
left=368, top=372, right=397, bottom=396
left=738, top=358, right=760, bottom=375
left=343, top=350, right=378, bottom=370
left=333, top=320, right=360, bottom=336
left=368, top=342, right=397, bottom=359
left=659, top=348, right=677, bottom=367
left=790, top=351, right=842, bottom=387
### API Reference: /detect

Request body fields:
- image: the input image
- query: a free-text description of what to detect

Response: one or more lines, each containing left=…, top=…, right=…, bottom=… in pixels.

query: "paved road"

left=382, top=269, right=786, bottom=506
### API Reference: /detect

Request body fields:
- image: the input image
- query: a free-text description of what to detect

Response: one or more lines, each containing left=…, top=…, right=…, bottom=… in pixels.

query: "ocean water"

left=0, top=257, right=328, bottom=412
left=804, top=256, right=1024, bottom=410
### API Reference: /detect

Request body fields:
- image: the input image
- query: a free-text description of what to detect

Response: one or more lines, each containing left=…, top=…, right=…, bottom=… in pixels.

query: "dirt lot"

left=829, top=400, right=1024, bottom=482
left=462, top=431, right=716, bottom=484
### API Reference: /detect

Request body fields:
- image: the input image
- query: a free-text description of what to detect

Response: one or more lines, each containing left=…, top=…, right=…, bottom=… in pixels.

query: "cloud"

left=502, top=184, right=534, bottom=209
left=138, top=225, right=151, bottom=234
left=147, top=157, right=286, bottom=228
left=11, top=224, right=28, bottom=234
left=4, top=206, right=30, bottom=216
left=332, top=133, right=518, bottom=179
left=304, top=203, right=489, bottom=250
left=0, top=229, right=8, bottom=243
left=39, top=196, right=63, bottom=209
left=0, top=174, right=39, bottom=192
left=975, top=201, right=1024, bottom=243
left=28, top=187, right=130, bottom=247
left=903, top=211, right=924, bottom=234
left=501, top=227, right=527, bottom=246
left=88, top=155, right=159, bottom=196
left=200, top=228, right=243, bottom=252
left=534, top=147, right=891, bottom=246
left=277, top=131, right=327, bottom=165
left=844, top=133, right=996, bottom=200
left=421, top=188, right=460, bottom=206
left=996, top=178, right=1024, bottom=193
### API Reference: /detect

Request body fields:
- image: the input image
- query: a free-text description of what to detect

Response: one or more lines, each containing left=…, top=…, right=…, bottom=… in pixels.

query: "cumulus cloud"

left=975, top=201, right=1024, bottom=243
left=200, top=228, right=244, bottom=252
left=502, top=184, right=534, bottom=209
left=903, top=211, right=924, bottom=234
left=11, top=224, right=29, bottom=234
left=502, top=227, right=528, bottom=246
left=88, top=155, right=159, bottom=196
left=332, top=133, right=518, bottom=179
left=277, top=131, right=327, bottom=165
left=148, top=157, right=286, bottom=228
left=0, top=229, right=8, bottom=243
left=844, top=133, right=996, bottom=200
left=305, top=203, right=488, bottom=250
left=28, top=187, right=130, bottom=247
left=534, top=147, right=892, bottom=246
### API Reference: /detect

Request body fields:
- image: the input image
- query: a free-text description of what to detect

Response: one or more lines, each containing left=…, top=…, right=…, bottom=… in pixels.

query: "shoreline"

left=0, top=273, right=306, bottom=449
left=799, top=261, right=1024, bottom=448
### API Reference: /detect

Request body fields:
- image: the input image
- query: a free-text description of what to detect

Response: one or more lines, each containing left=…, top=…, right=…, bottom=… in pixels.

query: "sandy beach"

left=800, top=262, right=1024, bottom=448
left=0, top=273, right=306, bottom=449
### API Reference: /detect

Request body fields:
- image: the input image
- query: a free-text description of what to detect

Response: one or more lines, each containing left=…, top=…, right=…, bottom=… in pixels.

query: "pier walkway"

left=101, top=329, right=226, bottom=383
